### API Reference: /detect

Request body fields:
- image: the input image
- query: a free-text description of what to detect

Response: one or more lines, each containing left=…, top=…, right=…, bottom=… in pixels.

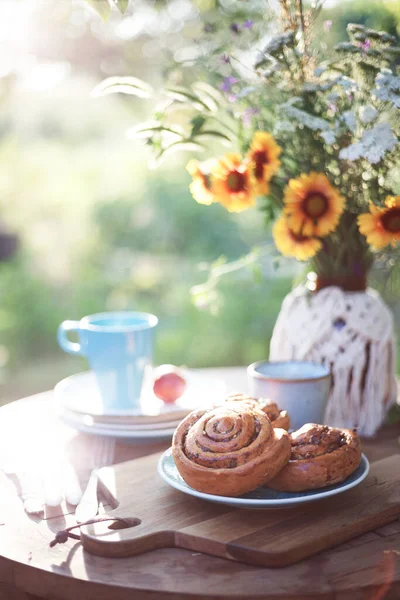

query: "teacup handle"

left=57, top=321, right=84, bottom=356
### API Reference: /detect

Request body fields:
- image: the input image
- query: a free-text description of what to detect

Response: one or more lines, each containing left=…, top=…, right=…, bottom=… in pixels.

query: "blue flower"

left=220, top=77, right=239, bottom=92
left=243, top=20, right=254, bottom=29
left=230, top=23, right=240, bottom=34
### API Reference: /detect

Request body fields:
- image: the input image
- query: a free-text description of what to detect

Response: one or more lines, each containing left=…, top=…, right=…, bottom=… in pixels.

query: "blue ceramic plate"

left=158, top=448, right=370, bottom=509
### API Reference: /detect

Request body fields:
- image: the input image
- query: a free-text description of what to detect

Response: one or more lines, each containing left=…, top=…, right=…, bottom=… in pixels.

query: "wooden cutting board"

left=81, top=452, right=400, bottom=568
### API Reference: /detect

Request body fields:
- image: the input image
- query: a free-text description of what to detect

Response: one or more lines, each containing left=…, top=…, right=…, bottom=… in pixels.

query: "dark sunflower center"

left=303, top=193, right=328, bottom=219
left=381, top=207, right=400, bottom=232
left=289, top=230, right=308, bottom=243
left=253, top=150, right=268, bottom=180
left=227, top=170, right=246, bottom=192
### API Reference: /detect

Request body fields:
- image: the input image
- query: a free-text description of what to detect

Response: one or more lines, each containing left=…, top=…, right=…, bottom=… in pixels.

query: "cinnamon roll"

left=224, top=393, right=290, bottom=430
left=172, top=402, right=291, bottom=497
left=268, top=423, right=362, bottom=492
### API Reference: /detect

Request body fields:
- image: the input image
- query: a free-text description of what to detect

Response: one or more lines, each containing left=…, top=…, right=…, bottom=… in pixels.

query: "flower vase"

left=269, top=284, right=397, bottom=437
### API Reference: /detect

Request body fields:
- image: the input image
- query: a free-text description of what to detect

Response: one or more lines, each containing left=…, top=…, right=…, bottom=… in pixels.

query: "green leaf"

left=148, top=140, right=206, bottom=168
left=92, top=76, right=153, bottom=99
left=162, top=141, right=206, bottom=157
left=191, top=82, right=220, bottom=112
left=195, top=130, right=231, bottom=142
left=84, top=0, right=111, bottom=21
left=163, top=87, right=211, bottom=111
left=190, top=115, right=206, bottom=137
left=115, top=0, right=129, bottom=13
left=192, top=82, right=223, bottom=106
left=126, top=122, right=184, bottom=139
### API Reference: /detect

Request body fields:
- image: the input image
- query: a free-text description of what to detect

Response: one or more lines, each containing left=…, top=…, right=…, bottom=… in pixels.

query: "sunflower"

left=358, top=196, right=400, bottom=250
left=187, top=159, right=215, bottom=205
left=273, top=215, right=322, bottom=261
left=211, top=153, right=256, bottom=213
left=247, top=131, right=281, bottom=195
left=283, top=172, right=345, bottom=237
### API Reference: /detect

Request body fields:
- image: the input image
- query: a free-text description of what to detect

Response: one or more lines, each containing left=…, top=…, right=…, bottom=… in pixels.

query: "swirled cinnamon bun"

left=224, top=393, right=290, bottom=431
left=172, top=402, right=291, bottom=497
left=268, top=423, right=362, bottom=492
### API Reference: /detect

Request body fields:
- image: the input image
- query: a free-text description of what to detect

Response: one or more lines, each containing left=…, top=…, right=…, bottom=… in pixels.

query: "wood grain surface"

left=81, top=453, right=400, bottom=567
left=0, top=368, right=399, bottom=599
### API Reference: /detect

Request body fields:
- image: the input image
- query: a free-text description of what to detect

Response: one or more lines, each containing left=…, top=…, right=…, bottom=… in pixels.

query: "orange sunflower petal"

left=247, top=131, right=281, bottom=196
left=211, top=153, right=256, bottom=213
left=358, top=196, right=400, bottom=250
left=187, top=159, right=215, bottom=206
left=273, top=215, right=322, bottom=261
left=283, top=172, right=345, bottom=237
left=385, top=196, right=400, bottom=210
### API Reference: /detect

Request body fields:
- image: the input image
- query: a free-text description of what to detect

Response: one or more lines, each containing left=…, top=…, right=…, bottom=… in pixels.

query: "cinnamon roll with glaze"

left=224, top=393, right=290, bottom=430
left=268, top=423, right=362, bottom=492
left=172, top=402, right=291, bottom=497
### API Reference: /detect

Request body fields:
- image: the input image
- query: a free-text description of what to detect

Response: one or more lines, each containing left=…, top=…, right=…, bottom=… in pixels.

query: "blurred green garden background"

left=0, top=0, right=399, bottom=403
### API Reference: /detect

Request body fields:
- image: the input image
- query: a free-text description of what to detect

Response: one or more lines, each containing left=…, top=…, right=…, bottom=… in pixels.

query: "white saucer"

left=158, top=448, right=370, bottom=509
left=54, top=370, right=226, bottom=419
left=54, top=370, right=227, bottom=439
left=58, top=409, right=177, bottom=439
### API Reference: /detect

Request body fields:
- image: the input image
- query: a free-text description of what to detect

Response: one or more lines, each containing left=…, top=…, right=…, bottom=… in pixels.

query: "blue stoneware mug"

left=57, top=311, right=158, bottom=412
left=247, top=360, right=331, bottom=430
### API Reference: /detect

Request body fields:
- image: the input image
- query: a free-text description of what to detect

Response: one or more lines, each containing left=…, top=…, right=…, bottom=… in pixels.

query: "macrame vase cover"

left=270, top=286, right=397, bottom=437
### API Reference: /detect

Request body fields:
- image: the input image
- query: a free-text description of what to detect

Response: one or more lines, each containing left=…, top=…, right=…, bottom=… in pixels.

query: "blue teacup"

left=247, top=360, right=331, bottom=430
left=57, top=311, right=158, bottom=412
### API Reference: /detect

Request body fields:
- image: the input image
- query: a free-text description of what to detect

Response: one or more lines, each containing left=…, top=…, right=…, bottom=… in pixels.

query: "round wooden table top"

left=0, top=367, right=399, bottom=600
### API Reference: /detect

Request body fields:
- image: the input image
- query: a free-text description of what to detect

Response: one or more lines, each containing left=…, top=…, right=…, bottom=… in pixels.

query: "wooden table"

left=0, top=367, right=399, bottom=600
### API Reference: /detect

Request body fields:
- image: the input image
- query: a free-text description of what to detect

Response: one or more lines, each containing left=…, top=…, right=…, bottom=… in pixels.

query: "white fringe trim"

left=270, top=286, right=397, bottom=437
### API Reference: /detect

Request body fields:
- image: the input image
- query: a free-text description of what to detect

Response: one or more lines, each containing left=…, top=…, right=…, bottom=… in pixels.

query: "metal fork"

left=74, top=436, right=116, bottom=523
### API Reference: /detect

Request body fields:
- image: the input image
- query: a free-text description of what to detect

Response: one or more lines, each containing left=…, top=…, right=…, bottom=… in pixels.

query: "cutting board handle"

left=81, top=513, right=175, bottom=558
